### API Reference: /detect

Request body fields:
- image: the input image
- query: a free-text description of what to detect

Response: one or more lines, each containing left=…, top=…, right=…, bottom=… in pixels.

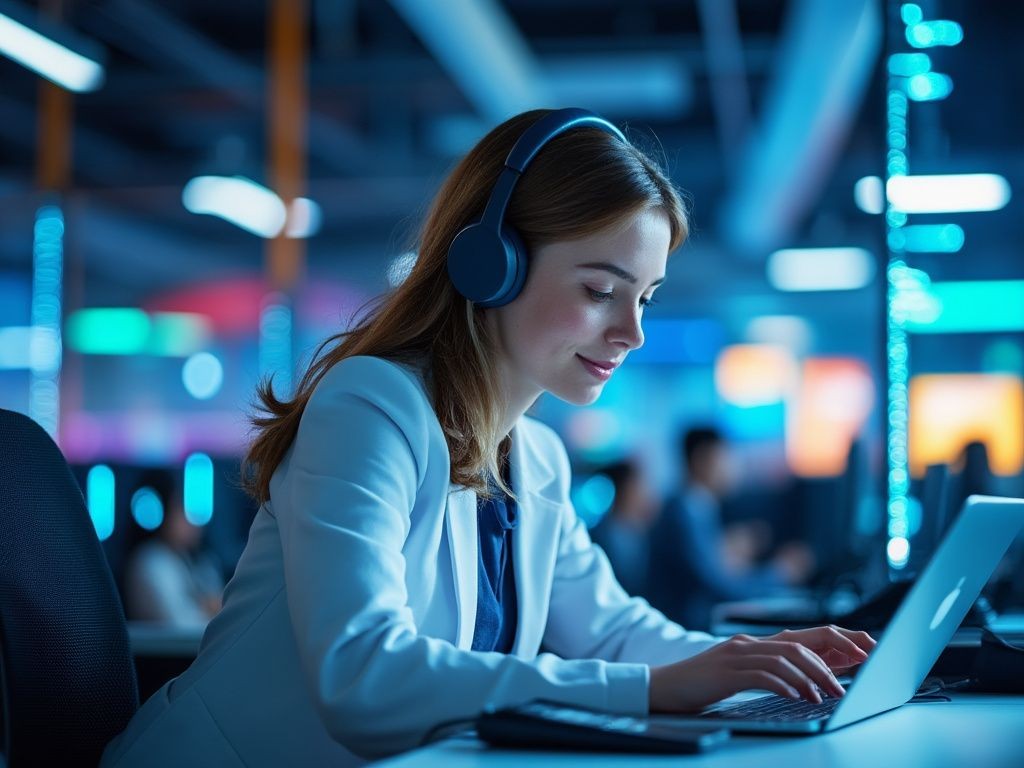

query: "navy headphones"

left=446, top=108, right=627, bottom=308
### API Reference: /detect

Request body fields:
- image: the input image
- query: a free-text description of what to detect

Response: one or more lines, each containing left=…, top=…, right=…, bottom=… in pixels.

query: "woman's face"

left=485, top=207, right=670, bottom=409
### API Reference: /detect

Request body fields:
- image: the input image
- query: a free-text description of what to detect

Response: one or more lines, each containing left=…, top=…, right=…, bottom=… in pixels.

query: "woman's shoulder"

left=316, top=354, right=425, bottom=392
left=309, top=355, right=430, bottom=412
left=305, top=355, right=442, bottom=448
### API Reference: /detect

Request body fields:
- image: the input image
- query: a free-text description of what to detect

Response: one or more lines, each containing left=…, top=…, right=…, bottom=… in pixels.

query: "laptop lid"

left=826, top=495, right=1024, bottom=731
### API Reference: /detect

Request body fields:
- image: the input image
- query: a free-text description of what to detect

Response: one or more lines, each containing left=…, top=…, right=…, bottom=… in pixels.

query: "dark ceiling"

left=0, top=0, right=1018, bottom=337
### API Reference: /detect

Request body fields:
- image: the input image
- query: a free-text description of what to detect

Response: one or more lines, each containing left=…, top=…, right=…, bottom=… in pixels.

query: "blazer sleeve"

left=534, top=424, right=722, bottom=667
left=273, top=357, right=650, bottom=759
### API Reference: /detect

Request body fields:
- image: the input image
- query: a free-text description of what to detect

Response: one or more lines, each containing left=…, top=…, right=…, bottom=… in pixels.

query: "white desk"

left=377, top=695, right=1024, bottom=768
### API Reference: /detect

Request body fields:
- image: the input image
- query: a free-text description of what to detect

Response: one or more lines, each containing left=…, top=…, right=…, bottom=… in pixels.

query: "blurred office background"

left=1, top=0, right=1022, bottom=639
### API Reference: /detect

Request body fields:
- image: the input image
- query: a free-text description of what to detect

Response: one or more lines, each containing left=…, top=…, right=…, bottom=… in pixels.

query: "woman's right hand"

left=648, top=627, right=873, bottom=713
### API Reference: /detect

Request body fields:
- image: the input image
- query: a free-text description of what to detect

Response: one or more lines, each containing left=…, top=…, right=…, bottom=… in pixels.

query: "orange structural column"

left=266, top=0, right=309, bottom=292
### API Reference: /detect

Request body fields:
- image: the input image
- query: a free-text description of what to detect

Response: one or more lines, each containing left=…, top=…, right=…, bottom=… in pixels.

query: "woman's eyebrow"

left=576, top=261, right=666, bottom=287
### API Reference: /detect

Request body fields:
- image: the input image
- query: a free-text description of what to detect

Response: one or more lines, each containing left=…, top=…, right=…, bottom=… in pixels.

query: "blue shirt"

left=471, top=480, right=518, bottom=654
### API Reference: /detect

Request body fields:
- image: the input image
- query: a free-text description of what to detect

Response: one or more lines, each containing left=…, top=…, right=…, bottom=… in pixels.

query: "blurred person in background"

left=588, top=458, right=659, bottom=598
left=648, top=426, right=815, bottom=630
left=123, top=469, right=224, bottom=629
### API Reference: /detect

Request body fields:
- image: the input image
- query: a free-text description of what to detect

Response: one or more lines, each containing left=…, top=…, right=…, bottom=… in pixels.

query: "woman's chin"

left=549, top=382, right=604, bottom=407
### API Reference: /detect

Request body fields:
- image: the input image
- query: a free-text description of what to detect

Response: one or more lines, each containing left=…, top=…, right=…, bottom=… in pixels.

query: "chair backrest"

left=0, top=409, right=138, bottom=767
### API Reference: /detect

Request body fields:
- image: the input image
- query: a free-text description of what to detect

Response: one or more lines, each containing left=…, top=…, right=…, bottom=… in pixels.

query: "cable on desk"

left=910, top=676, right=974, bottom=703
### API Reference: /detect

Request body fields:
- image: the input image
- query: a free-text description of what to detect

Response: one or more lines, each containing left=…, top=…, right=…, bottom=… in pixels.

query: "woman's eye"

left=587, top=288, right=614, bottom=302
left=640, top=296, right=658, bottom=309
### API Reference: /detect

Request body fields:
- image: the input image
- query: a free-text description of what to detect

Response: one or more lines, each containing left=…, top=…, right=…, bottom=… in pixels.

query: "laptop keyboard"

left=703, top=693, right=841, bottom=722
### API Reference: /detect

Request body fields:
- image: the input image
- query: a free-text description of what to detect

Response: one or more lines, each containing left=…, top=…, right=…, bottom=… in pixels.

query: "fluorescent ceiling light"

left=887, top=173, right=1011, bottom=213
left=0, top=10, right=104, bottom=92
left=183, top=176, right=287, bottom=238
left=183, top=176, right=321, bottom=239
left=767, top=248, right=875, bottom=292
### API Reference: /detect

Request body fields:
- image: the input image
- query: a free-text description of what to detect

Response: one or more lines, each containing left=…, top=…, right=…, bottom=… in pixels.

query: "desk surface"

left=378, top=695, right=1024, bottom=768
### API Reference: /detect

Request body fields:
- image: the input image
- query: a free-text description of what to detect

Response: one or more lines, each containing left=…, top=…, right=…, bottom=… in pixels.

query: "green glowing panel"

left=66, top=308, right=150, bottom=354
left=905, top=280, right=1024, bottom=333
left=149, top=313, right=212, bottom=356
left=66, top=309, right=211, bottom=356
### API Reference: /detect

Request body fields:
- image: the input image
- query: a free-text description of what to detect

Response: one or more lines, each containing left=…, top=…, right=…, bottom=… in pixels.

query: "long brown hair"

left=242, top=109, right=689, bottom=503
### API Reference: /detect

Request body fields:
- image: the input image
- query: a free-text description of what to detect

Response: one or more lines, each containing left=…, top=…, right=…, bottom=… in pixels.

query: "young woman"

left=102, top=108, right=874, bottom=768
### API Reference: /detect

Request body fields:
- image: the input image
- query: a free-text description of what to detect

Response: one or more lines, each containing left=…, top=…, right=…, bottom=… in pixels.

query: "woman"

left=102, top=109, right=874, bottom=767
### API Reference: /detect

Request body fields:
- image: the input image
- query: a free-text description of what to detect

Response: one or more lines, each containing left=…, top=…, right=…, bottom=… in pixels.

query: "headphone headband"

left=447, top=108, right=627, bottom=308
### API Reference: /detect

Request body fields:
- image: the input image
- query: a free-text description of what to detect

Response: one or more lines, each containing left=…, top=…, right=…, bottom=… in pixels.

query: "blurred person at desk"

left=102, top=109, right=873, bottom=768
left=588, top=458, right=660, bottom=599
left=123, top=469, right=224, bottom=629
left=648, top=426, right=815, bottom=630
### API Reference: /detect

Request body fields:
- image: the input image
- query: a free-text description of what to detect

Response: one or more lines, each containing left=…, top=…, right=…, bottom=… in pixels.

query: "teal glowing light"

left=66, top=308, right=149, bottom=354
left=184, top=452, right=214, bottom=526
left=87, top=464, right=115, bottom=541
left=887, top=224, right=964, bottom=253
left=900, top=4, right=922, bottom=26
left=888, top=52, right=931, bottom=77
left=906, top=72, right=953, bottom=101
left=572, top=473, right=616, bottom=528
left=30, top=205, right=64, bottom=437
left=65, top=308, right=211, bottom=356
left=902, top=280, right=1024, bottom=334
left=906, top=20, right=963, bottom=48
left=131, top=486, right=164, bottom=530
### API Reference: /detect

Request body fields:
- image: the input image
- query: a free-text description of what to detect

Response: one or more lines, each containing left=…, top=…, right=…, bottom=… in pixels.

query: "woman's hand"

left=648, top=625, right=876, bottom=714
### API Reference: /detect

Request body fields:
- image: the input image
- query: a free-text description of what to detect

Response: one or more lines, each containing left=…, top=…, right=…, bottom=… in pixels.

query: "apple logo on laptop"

left=930, top=577, right=966, bottom=631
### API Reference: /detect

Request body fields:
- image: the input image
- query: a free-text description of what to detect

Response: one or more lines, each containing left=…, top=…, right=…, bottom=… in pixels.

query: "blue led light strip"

left=29, top=205, right=64, bottom=438
left=258, top=295, right=293, bottom=397
left=884, top=2, right=962, bottom=569
left=885, top=14, right=912, bottom=569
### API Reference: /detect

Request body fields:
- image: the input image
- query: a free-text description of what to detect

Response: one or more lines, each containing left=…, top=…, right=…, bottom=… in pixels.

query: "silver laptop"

left=664, top=495, right=1024, bottom=734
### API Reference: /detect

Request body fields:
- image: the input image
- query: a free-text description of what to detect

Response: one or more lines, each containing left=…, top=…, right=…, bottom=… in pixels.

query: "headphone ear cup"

left=447, top=223, right=519, bottom=307
left=496, top=225, right=529, bottom=306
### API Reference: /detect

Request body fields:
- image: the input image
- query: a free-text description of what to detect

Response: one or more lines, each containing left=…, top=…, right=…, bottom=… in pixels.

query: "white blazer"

left=102, top=356, right=718, bottom=768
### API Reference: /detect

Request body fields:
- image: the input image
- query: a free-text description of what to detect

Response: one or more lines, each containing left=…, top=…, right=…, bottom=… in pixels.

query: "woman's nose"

left=608, top=308, right=644, bottom=350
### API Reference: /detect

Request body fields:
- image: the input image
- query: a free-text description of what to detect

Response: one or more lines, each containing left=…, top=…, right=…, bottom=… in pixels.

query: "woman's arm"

left=532, top=423, right=721, bottom=666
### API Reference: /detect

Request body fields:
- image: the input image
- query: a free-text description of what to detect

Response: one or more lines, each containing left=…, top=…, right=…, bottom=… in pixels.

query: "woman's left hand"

left=763, top=625, right=877, bottom=673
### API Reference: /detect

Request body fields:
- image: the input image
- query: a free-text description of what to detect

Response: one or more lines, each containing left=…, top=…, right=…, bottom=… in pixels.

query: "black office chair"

left=0, top=409, right=138, bottom=767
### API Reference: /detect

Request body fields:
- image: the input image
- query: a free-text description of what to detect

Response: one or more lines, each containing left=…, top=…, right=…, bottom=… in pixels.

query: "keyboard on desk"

left=702, top=694, right=841, bottom=723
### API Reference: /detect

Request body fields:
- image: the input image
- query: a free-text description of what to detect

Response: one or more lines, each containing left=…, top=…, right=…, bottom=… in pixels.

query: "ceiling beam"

left=718, top=0, right=881, bottom=258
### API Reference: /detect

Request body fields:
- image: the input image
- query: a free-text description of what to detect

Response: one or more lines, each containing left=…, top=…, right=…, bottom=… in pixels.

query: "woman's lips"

left=577, top=354, right=616, bottom=381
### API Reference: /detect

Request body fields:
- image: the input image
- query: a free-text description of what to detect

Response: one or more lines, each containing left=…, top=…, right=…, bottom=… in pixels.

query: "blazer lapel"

left=509, top=422, right=561, bottom=657
left=445, top=484, right=478, bottom=649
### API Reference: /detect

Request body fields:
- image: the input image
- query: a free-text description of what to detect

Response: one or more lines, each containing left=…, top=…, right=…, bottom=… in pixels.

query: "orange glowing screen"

left=909, top=374, right=1024, bottom=477
left=715, top=344, right=798, bottom=407
left=786, top=358, right=875, bottom=477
